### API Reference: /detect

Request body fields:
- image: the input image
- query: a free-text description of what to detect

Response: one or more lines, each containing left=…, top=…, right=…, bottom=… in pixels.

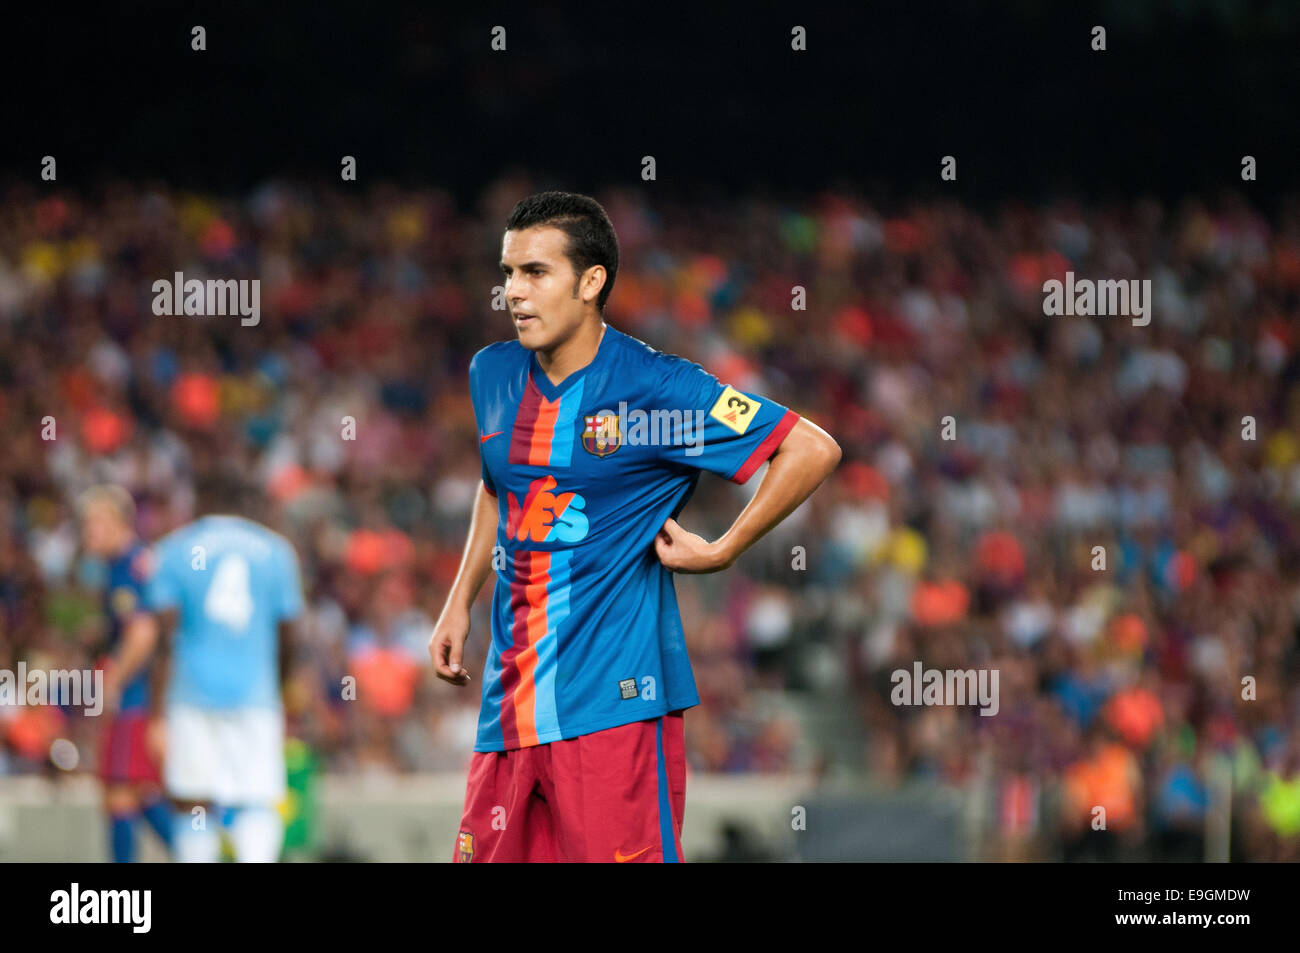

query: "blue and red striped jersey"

left=468, top=323, right=800, bottom=751
left=103, top=542, right=152, bottom=712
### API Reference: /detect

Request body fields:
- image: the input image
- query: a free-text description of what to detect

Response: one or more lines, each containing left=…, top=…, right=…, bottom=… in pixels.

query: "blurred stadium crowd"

left=0, top=179, right=1298, bottom=861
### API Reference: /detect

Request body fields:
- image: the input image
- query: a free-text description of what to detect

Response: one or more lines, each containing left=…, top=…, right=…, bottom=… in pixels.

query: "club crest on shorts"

left=582, top=413, right=621, bottom=457
left=457, top=830, right=475, bottom=862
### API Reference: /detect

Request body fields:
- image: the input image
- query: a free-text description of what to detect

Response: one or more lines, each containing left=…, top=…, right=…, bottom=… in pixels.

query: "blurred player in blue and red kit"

left=79, top=485, right=172, bottom=862
left=430, top=192, right=842, bottom=862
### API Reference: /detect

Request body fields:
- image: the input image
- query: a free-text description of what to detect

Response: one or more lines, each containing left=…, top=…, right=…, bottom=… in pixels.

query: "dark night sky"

left=2, top=1, right=1297, bottom=205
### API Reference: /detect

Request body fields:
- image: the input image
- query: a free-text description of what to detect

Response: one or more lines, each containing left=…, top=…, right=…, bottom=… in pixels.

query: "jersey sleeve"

left=143, top=539, right=181, bottom=612
left=468, top=350, right=498, bottom=497
left=657, top=357, right=801, bottom=483
left=277, top=540, right=305, bottom=622
left=125, top=548, right=152, bottom=602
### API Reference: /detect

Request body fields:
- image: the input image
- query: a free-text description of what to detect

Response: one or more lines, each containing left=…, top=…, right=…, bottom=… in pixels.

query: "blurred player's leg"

left=165, top=705, right=222, bottom=861
left=139, top=790, right=173, bottom=846
left=215, top=707, right=287, bottom=862
left=171, top=801, right=221, bottom=862
left=105, top=786, right=140, bottom=863
left=228, top=806, right=283, bottom=863
left=99, top=707, right=170, bottom=861
left=101, top=710, right=138, bottom=862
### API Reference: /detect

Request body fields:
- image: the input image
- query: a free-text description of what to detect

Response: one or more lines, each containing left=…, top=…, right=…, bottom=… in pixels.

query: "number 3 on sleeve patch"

left=709, top=385, right=760, bottom=435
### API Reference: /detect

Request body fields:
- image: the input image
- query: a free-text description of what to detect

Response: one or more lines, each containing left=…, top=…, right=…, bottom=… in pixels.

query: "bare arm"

left=428, top=481, right=500, bottom=685
left=655, top=416, right=841, bottom=572
left=278, top=618, right=296, bottom=695
left=102, top=612, right=160, bottom=714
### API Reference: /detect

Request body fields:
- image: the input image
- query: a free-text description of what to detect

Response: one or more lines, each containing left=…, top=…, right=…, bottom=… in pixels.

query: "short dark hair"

left=194, top=468, right=267, bottom=524
left=504, top=191, right=619, bottom=312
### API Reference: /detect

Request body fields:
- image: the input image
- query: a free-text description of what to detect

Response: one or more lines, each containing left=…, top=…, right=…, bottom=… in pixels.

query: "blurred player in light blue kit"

left=144, top=476, right=304, bottom=862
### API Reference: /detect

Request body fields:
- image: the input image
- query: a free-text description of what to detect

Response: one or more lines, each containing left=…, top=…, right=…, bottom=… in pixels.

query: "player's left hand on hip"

left=654, top=517, right=730, bottom=573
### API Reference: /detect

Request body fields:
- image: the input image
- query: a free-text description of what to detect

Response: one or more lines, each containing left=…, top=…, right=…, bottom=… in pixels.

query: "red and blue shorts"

left=454, top=710, right=686, bottom=863
left=97, top=709, right=162, bottom=785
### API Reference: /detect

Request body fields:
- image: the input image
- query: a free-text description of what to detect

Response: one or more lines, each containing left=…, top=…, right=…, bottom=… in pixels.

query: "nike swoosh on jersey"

left=480, top=431, right=504, bottom=443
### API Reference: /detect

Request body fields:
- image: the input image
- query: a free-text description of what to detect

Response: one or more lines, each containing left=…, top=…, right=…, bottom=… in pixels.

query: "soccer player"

left=431, top=192, right=841, bottom=862
left=79, top=485, right=172, bottom=862
left=143, top=480, right=304, bottom=862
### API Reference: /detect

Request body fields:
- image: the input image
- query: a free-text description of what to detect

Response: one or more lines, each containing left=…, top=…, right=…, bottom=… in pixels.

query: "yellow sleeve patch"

left=709, top=385, right=761, bottom=435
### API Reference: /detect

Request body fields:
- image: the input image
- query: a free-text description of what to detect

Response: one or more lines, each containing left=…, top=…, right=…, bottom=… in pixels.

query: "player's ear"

left=583, top=265, right=605, bottom=304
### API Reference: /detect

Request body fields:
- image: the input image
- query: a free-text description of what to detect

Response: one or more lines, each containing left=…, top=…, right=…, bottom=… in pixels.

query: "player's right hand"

left=429, top=607, right=472, bottom=686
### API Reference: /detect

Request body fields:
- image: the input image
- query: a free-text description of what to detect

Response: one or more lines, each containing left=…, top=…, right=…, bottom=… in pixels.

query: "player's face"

left=500, top=226, right=596, bottom=351
left=81, top=501, right=124, bottom=556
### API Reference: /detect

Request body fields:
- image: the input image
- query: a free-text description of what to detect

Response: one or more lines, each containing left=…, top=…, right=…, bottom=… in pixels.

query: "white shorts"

left=164, top=705, right=286, bottom=805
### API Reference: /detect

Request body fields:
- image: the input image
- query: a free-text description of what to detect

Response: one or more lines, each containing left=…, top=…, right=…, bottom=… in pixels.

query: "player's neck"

left=535, top=319, right=606, bottom=385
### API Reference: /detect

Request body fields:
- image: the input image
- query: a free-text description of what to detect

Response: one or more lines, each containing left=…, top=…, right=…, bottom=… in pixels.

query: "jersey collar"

left=529, top=323, right=613, bottom=400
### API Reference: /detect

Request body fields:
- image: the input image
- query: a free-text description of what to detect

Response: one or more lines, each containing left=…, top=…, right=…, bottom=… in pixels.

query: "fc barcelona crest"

left=582, top=413, right=621, bottom=457
left=457, top=830, right=475, bottom=862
